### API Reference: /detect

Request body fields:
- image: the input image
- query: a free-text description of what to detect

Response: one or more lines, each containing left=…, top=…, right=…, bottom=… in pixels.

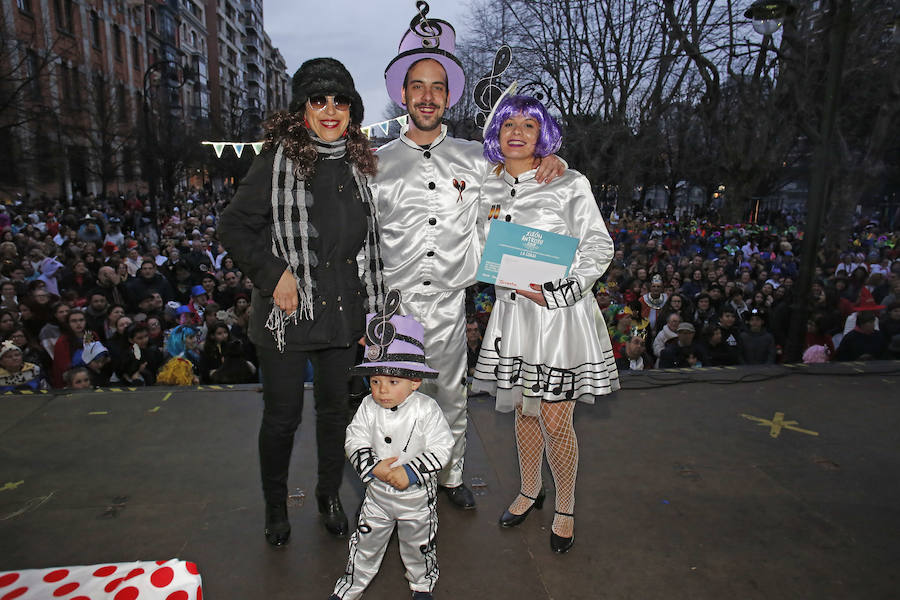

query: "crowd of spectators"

left=467, top=209, right=900, bottom=376
left=0, top=188, right=258, bottom=393
left=0, top=189, right=896, bottom=394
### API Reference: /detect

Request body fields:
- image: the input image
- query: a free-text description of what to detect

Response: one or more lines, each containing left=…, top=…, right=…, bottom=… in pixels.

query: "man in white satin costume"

left=369, top=6, right=563, bottom=509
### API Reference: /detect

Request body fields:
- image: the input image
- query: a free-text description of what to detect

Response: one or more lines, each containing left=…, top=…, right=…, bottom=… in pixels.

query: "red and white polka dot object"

left=0, top=559, right=202, bottom=600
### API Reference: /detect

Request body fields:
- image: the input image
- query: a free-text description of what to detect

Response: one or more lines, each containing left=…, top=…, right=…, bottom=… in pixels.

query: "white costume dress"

left=472, top=168, right=620, bottom=415
left=334, top=390, right=453, bottom=599
left=370, top=124, right=491, bottom=487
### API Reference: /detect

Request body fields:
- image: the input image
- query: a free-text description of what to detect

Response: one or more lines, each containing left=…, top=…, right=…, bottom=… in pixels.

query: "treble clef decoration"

left=474, top=45, right=512, bottom=130
left=365, top=289, right=402, bottom=361
left=410, top=1, right=442, bottom=49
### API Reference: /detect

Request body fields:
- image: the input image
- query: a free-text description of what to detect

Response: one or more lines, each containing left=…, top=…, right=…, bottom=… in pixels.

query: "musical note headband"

left=384, top=1, right=466, bottom=108
left=474, top=45, right=547, bottom=137
left=352, top=289, right=439, bottom=379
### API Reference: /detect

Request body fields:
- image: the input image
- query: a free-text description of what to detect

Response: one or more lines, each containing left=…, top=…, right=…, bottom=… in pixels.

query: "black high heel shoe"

left=498, top=488, right=545, bottom=528
left=264, top=503, right=291, bottom=547
left=550, top=510, right=575, bottom=554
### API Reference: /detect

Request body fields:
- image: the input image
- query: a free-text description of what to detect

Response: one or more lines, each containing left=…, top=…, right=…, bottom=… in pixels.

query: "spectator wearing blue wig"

left=471, top=94, right=620, bottom=554
left=157, top=324, right=201, bottom=385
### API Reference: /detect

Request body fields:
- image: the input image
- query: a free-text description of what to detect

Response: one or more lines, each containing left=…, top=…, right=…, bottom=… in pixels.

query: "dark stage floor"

left=2, top=362, right=899, bottom=600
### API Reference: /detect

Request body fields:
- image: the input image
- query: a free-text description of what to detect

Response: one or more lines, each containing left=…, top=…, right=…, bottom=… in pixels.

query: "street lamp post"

left=745, top=1, right=852, bottom=362
left=142, top=59, right=191, bottom=237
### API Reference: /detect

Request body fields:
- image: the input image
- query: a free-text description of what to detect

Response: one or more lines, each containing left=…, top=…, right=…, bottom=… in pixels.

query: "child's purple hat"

left=351, top=290, right=438, bottom=379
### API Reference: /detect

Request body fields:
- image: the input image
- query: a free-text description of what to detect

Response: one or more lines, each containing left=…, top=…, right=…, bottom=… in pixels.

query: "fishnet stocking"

left=540, top=401, right=577, bottom=538
left=507, top=405, right=545, bottom=515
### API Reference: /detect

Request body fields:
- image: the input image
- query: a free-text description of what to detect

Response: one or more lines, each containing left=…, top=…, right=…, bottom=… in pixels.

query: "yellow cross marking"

left=147, top=406, right=161, bottom=413
left=1, top=481, right=24, bottom=491
left=162, top=392, right=172, bottom=402
left=89, top=411, right=108, bottom=415
left=740, top=412, right=819, bottom=438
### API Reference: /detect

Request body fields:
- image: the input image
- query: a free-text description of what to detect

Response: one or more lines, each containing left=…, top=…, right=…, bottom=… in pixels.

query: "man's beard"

left=408, top=103, right=444, bottom=131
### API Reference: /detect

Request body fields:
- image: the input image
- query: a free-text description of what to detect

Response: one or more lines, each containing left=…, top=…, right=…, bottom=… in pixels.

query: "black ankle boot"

left=264, top=503, right=290, bottom=547
left=317, top=494, right=349, bottom=537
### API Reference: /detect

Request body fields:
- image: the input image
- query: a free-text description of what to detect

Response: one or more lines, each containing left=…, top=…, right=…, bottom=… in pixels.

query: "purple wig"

left=483, top=95, right=562, bottom=164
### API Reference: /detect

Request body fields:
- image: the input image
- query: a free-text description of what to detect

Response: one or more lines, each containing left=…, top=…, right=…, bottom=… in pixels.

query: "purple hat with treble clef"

left=351, top=290, right=439, bottom=379
left=384, top=1, right=466, bottom=108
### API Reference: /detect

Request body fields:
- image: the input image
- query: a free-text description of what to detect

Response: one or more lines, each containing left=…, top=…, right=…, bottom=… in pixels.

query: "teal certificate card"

left=477, top=220, right=579, bottom=289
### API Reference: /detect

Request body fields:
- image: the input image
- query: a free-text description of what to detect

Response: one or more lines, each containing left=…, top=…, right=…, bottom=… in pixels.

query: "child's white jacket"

left=346, top=390, right=453, bottom=497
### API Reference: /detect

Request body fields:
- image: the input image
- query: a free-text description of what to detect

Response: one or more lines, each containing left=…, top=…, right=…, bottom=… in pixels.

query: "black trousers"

left=257, top=344, right=356, bottom=505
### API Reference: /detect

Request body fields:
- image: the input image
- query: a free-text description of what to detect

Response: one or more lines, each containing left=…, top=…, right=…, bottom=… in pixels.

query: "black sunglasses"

left=307, top=95, right=352, bottom=111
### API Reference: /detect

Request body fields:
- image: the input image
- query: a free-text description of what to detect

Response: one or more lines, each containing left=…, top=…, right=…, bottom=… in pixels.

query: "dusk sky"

left=263, top=0, right=472, bottom=125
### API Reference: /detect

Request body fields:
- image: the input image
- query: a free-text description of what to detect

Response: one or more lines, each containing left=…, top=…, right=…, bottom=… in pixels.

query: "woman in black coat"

left=218, top=58, right=384, bottom=547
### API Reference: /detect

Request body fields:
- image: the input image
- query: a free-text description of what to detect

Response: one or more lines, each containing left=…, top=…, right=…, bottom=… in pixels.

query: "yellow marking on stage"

left=94, top=388, right=104, bottom=393
left=20, top=390, right=32, bottom=394
left=162, top=392, right=172, bottom=402
left=128, top=387, right=136, bottom=391
left=110, top=387, right=122, bottom=392
left=147, top=406, right=161, bottom=413
left=1, top=481, right=24, bottom=491
left=89, top=411, right=109, bottom=415
left=740, top=412, right=819, bottom=438
left=207, top=385, right=223, bottom=390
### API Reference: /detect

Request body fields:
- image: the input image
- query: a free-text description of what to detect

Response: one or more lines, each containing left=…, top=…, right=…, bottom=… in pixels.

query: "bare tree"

left=463, top=0, right=702, bottom=211
left=64, top=72, right=139, bottom=196
left=0, top=17, right=78, bottom=192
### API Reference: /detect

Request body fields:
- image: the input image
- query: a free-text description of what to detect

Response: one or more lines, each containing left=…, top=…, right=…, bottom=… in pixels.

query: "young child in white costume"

left=330, top=291, right=453, bottom=600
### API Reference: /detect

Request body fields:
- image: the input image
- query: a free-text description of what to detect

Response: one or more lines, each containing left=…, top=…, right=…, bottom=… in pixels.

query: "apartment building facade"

left=1, top=0, right=289, bottom=201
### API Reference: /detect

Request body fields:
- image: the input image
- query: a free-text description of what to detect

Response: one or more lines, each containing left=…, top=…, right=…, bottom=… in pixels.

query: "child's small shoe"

left=412, top=592, right=434, bottom=600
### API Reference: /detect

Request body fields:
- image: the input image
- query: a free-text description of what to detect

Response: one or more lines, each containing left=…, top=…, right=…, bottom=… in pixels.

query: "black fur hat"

left=289, top=57, right=364, bottom=125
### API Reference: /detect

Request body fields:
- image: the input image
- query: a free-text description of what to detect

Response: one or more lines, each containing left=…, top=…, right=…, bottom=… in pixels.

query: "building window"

left=123, top=147, right=135, bottom=181
left=54, top=0, right=74, bottom=33
left=149, top=8, right=157, bottom=32
left=26, top=50, right=42, bottom=100
left=113, top=26, right=123, bottom=60
left=59, top=63, right=71, bottom=107
left=91, top=11, right=102, bottom=49
left=71, top=68, right=81, bottom=108
left=17, top=0, right=33, bottom=15
left=132, top=36, right=141, bottom=70
left=93, top=72, right=107, bottom=121
left=118, top=84, right=128, bottom=123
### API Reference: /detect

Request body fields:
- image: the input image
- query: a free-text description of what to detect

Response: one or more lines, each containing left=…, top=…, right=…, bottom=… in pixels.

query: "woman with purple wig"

left=472, top=95, right=620, bottom=554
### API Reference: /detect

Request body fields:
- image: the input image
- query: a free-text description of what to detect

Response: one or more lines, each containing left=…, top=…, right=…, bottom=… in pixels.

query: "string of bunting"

left=202, top=115, right=410, bottom=159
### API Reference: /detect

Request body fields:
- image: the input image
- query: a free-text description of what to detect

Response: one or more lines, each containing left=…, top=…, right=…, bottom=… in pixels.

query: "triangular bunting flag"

left=397, top=115, right=408, bottom=127
left=361, top=127, right=371, bottom=138
left=212, top=143, right=226, bottom=158
left=378, top=122, right=390, bottom=136
left=233, top=143, right=244, bottom=158
left=251, top=142, right=264, bottom=155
